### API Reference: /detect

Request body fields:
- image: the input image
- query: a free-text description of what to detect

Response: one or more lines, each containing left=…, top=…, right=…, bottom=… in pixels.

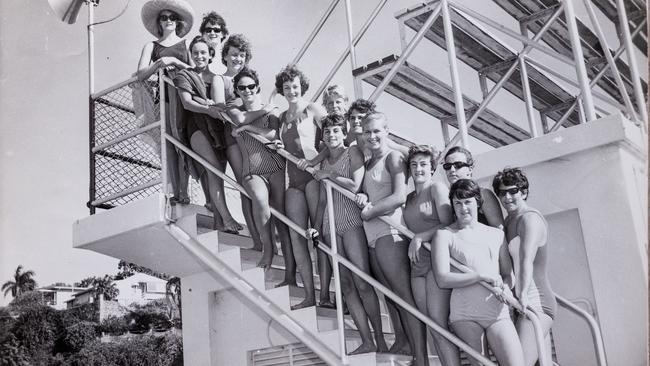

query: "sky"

left=0, top=0, right=644, bottom=306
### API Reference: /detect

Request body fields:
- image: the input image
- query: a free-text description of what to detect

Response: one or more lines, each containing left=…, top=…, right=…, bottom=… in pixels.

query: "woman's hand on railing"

left=306, top=228, right=320, bottom=246
left=312, top=170, right=333, bottom=181
left=297, top=158, right=312, bottom=171
left=354, top=193, right=369, bottom=208
left=264, top=140, right=284, bottom=151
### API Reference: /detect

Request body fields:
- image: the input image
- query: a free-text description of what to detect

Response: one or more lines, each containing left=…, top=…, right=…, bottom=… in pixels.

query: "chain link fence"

left=89, top=76, right=203, bottom=213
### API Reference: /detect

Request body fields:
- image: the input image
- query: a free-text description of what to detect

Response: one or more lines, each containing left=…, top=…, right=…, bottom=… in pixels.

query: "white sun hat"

left=141, top=0, right=195, bottom=38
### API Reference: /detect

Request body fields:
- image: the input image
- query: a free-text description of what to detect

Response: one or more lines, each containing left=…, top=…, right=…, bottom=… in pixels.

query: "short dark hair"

left=492, top=167, right=529, bottom=198
left=407, top=145, right=439, bottom=175
left=199, top=11, right=228, bottom=39
left=321, top=114, right=348, bottom=135
left=221, top=33, right=252, bottom=66
left=274, top=65, right=309, bottom=96
left=189, top=36, right=215, bottom=63
left=233, top=67, right=261, bottom=94
left=449, top=179, right=483, bottom=209
left=346, top=99, right=376, bottom=120
left=444, top=146, right=475, bottom=168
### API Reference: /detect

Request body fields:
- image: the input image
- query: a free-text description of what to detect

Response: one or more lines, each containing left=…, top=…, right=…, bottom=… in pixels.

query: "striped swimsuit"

left=236, top=112, right=285, bottom=178
left=321, top=149, right=364, bottom=237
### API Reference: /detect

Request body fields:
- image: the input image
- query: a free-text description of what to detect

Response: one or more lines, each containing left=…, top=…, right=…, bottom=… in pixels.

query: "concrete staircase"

left=194, top=225, right=440, bottom=366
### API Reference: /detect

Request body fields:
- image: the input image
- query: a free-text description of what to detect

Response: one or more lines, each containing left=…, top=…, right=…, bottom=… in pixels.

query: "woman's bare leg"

left=425, top=271, right=460, bottom=366
left=486, top=319, right=525, bottom=366
left=516, top=313, right=553, bottom=366
left=242, top=175, right=274, bottom=268
left=226, top=144, right=262, bottom=247
left=451, top=321, right=487, bottom=366
left=374, top=236, right=428, bottom=365
left=369, top=247, right=410, bottom=355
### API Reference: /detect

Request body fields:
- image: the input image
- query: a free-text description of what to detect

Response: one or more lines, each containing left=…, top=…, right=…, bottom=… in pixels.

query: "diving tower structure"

left=73, top=0, right=647, bottom=365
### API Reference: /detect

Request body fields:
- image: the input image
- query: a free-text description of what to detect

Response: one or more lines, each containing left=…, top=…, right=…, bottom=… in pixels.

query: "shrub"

left=0, top=334, right=30, bottom=366
left=8, top=291, right=44, bottom=311
left=99, top=316, right=128, bottom=336
left=63, top=302, right=99, bottom=323
left=11, top=304, right=62, bottom=353
left=66, top=334, right=182, bottom=366
left=64, top=321, right=98, bottom=352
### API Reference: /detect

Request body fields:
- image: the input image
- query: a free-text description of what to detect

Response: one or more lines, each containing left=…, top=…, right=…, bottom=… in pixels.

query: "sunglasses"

left=236, top=84, right=258, bottom=92
left=442, top=161, right=470, bottom=171
left=203, top=27, right=222, bottom=34
left=159, top=14, right=179, bottom=22
left=497, top=187, right=521, bottom=197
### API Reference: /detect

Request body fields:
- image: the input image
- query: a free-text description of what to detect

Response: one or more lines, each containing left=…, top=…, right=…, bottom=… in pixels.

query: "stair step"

left=354, top=55, right=531, bottom=147
left=396, top=3, right=580, bottom=125
left=491, top=0, right=647, bottom=107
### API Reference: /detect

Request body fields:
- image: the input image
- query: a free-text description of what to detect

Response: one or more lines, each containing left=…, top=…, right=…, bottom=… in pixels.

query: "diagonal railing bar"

left=311, top=0, right=390, bottom=103
left=268, top=0, right=341, bottom=103
left=91, top=121, right=160, bottom=153
left=165, top=224, right=344, bottom=366
left=91, top=178, right=160, bottom=206
left=367, top=3, right=443, bottom=102
left=583, top=0, right=638, bottom=122
left=436, top=1, right=564, bottom=162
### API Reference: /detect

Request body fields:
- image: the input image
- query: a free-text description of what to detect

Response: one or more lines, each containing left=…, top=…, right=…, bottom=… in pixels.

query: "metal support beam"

left=615, top=0, right=648, bottom=128
left=478, top=73, right=489, bottom=99
left=441, top=0, right=469, bottom=148
left=519, top=25, right=539, bottom=137
left=312, top=0, right=390, bottom=102
left=367, top=3, right=442, bottom=102
left=563, top=0, right=597, bottom=121
left=344, top=0, right=362, bottom=99
left=583, top=0, right=638, bottom=121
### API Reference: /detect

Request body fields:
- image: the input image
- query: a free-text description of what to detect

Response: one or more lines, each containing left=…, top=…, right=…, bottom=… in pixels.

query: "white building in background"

left=37, top=285, right=91, bottom=311
left=65, top=273, right=167, bottom=309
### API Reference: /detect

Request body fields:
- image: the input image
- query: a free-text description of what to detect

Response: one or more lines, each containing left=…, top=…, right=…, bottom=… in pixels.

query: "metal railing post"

left=159, top=70, right=168, bottom=197
left=441, top=0, right=470, bottom=148
left=562, top=0, right=597, bottom=121
left=344, top=0, right=362, bottom=99
left=518, top=25, right=539, bottom=137
left=88, top=95, right=96, bottom=215
left=615, top=0, right=648, bottom=128
left=367, top=3, right=442, bottom=102
left=583, top=0, right=638, bottom=122
left=555, top=294, right=608, bottom=366
left=325, top=181, right=347, bottom=364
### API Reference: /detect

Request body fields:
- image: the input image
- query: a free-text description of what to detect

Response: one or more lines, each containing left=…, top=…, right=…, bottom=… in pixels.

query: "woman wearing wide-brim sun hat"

left=136, top=0, right=195, bottom=81
left=133, top=0, right=197, bottom=206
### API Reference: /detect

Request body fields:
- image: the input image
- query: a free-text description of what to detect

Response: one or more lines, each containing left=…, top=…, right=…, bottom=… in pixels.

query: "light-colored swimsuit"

left=361, top=152, right=405, bottom=248
left=506, top=208, right=557, bottom=319
left=403, top=185, right=440, bottom=277
left=448, top=228, right=510, bottom=327
left=321, top=149, right=364, bottom=237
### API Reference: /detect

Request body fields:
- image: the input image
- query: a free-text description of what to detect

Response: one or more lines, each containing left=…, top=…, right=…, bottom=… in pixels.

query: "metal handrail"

left=158, top=77, right=496, bottom=364
left=91, top=76, right=138, bottom=100
left=555, top=294, right=607, bottom=366
left=165, top=223, right=344, bottom=366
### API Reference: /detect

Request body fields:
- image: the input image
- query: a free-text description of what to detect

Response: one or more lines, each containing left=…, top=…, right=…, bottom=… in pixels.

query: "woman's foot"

left=375, top=335, right=389, bottom=353
left=257, top=257, right=272, bottom=271
left=170, top=196, right=190, bottom=205
left=275, top=278, right=297, bottom=288
left=290, top=298, right=316, bottom=310
left=348, top=342, right=377, bottom=355
left=388, top=341, right=411, bottom=355
left=220, top=218, right=244, bottom=234
left=318, top=300, right=336, bottom=309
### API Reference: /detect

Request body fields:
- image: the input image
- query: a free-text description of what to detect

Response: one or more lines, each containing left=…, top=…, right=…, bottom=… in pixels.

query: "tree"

left=2, top=265, right=37, bottom=298
left=165, top=277, right=181, bottom=320
left=75, top=277, right=96, bottom=288
left=92, top=275, right=118, bottom=301
left=115, top=260, right=169, bottom=281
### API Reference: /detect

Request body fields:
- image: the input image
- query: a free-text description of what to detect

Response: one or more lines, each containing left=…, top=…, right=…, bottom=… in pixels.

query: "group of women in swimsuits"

left=136, top=1, right=556, bottom=365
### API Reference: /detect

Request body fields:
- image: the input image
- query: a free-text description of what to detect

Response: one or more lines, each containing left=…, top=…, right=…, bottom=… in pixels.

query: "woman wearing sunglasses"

left=228, top=68, right=293, bottom=275
left=404, top=145, right=460, bottom=366
left=492, top=168, right=556, bottom=366
left=442, top=146, right=504, bottom=229
left=432, top=179, right=523, bottom=366
left=136, top=0, right=195, bottom=206
left=199, top=12, right=229, bottom=75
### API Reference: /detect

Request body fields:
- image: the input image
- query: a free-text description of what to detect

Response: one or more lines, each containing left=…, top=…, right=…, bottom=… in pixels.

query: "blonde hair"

left=322, top=85, right=349, bottom=106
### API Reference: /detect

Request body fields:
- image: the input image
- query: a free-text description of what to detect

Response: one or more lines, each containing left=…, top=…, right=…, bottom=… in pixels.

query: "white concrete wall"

left=472, top=115, right=647, bottom=366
